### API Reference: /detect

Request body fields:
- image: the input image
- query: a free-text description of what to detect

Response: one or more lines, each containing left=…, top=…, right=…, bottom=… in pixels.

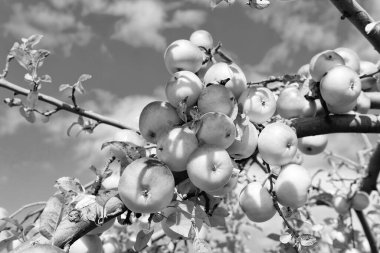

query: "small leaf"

left=193, top=238, right=212, bottom=253
left=195, top=205, right=210, bottom=225
left=77, top=116, right=84, bottom=126
left=176, top=179, right=197, bottom=195
left=54, top=177, right=85, bottom=195
left=12, top=48, right=33, bottom=70
left=134, top=229, right=154, bottom=252
left=40, top=74, right=52, bottom=83
left=166, top=210, right=193, bottom=237
left=73, top=82, right=85, bottom=94
left=59, top=84, right=71, bottom=92
left=365, top=21, right=380, bottom=34
left=19, top=107, right=36, bottom=123
left=75, top=194, right=97, bottom=209
left=26, top=90, right=38, bottom=109
left=25, top=35, right=43, bottom=48
left=280, top=233, right=292, bottom=244
left=39, top=193, right=65, bottom=240
left=78, top=74, right=92, bottom=83
left=299, top=234, right=317, bottom=247
left=267, top=233, right=280, bottom=241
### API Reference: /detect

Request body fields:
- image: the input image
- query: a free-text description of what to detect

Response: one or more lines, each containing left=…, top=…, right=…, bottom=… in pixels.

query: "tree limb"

left=329, top=0, right=380, bottom=54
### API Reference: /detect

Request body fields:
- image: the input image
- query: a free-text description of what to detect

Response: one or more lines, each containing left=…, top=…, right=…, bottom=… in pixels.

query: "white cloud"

left=167, top=9, right=208, bottom=29
left=0, top=107, right=27, bottom=135
left=3, top=3, right=93, bottom=57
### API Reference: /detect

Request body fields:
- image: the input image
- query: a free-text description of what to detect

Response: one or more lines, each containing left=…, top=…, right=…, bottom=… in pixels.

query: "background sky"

left=0, top=0, right=380, bottom=251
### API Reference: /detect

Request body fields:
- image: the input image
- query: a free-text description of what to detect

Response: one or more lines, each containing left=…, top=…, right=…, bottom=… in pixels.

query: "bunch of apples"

left=115, top=30, right=318, bottom=225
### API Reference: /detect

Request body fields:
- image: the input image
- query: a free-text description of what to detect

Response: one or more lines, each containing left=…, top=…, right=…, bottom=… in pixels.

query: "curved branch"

left=329, top=0, right=380, bottom=54
left=292, top=114, right=380, bottom=137
left=0, top=78, right=138, bottom=132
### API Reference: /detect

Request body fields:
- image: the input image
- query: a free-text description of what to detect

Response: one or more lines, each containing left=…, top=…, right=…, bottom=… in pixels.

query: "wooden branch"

left=329, top=0, right=380, bottom=54
left=0, top=78, right=138, bottom=132
left=292, top=114, right=380, bottom=137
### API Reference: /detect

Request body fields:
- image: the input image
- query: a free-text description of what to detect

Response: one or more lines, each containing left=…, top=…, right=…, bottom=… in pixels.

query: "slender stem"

left=272, top=199, right=298, bottom=237
left=9, top=202, right=46, bottom=219
left=0, top=78, right=138, bottom=132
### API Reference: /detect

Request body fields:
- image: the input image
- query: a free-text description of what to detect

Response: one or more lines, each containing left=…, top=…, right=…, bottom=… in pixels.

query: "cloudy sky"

left=0, top=0, right=379, bottom=249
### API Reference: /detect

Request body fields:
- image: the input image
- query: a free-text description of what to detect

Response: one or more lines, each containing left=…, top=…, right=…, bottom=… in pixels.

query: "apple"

left=298, top=134, right=328, bottom=155
left=355, top=91, right=371, bottom=114
left=334, top=47, right=361, bottom=74
left=118, top=157, right=175, bottom=213
left=196, top=112, right=236, bottom=149
left=274, top=163, right=311, bottom=209
left=203, top=62, right=247, bottom=98
left=332, top=195, right=351, bottom=215
left=352, top=191, right=370, bottom=211
left=238, top=86, right=276, bottom=124
left=157, top=126, right=199, bottom=172
left=164, top=39, right=204, bottom=74
left=290, top=150, right=304, bottom=165
left=327, top=100, right=357, bottom=114
left=239, top=181, right=276, bottom=222
left=197, top=84, right=236, bottom=117
left=320, top=65, right=361, bottom=107
left=360, top=60, right=378, bottom=90
left=139, top=101, right=183, bottom=144
left=297, top=64, right=311, bottom=78
left=189, top=30, right=214, bottom=50
left=226, top=114, right=258, bottom=159
left=257, top=122, right=298, bottom=166
left=309, top=50, right=345, bottom=81
left=186, top=145, right=234, bottom=192
left=102, top=238, right=121, bottom=253
left=17, top=244, right=66, bottom=253
left=276, top=86, right=313, bottom=119
left=69, top=235, right=103, bottom=253
left=165, top=70, right=204, bottom=108
left=108, top=129, right=147, bottom=162
left=206, top=164, right=239, bottom=197
left=88, top=218, right=116, bottom=235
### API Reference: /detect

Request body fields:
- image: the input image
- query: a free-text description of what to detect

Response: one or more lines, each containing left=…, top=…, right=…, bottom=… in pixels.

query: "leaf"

left=134, top=229, right=154, bottom=252
left=176, top=179, right=197, bottom=195
left=77, top=116, right=84, bottom=126
left=250, top=0, right=270, bottom=9
left=12, top=48, right=33, bottom=70
left=74, top=194, right=97, bottom=209
left=54, top=177, right=84, bottom=195
left=26, top=90, right=38, bottom=109
left=165, top=209, right=193, bottom=237
left=40, top=74, right=52, bottom=83
left=193, top=238, right=211, bottom=253
left=195, top=205, right=210, bottom=225
left=78, top=74, right=92, bottom=83
left=19, top=107, right=36, bottom=123
left=280, top=233, right=292, bottom=244
left=59, top=84, right=71, bottom=92
left=39, top=193, right=65, bottom=239
left=73, top=82, right=85, bottom=94
left=365, top=21, right=380, bottom=34
left=299, top=234, right=317, bottom=247
left=24, top=73, right=33, bottom=82
left=25, top=35, right=43, bottom=48
left=267, top=233, right=280, bottom=241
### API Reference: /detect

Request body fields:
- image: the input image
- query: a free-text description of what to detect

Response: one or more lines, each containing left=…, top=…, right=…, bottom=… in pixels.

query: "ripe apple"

left=297, top=64, right=311, bottom=78
left=102, top=238, right=121, bottom=253
left=332, top=195, right=351, bottom=215
left=139, top=101, right=183, bottom=144
left=274, top=163, right=311, bottom=209
left=186, top=145, right=234, bottom=192
left=206, top=165, right=239, bottom=197
left=334, top=47, right=361, bottom=74
left=165, top=70, right=204, bottom=108
left=327, top=100, right=357, bottom=114
left=257, top=122, right=298, bottom=166
left=17, top=244, right=66, bottom=253
left=197, top=84, right=236, bottom=117
left=298, top=135, right=328, bottom=155
left=290, top=150, right=304, bottom=165
left=309, top=50, right=345, bottom=81
left=189, top=30, right=213, bottom=50
left=118, top=157, right=175, bottom=213
left=226, top=114, right=258, bottom=159
left=239, top=181, right=276, bottom=222
left=355, top=91, right=371, bottom=114
left=320, top=65, right=361, bottom=107
left=352, top=191, right=370, bottom=211
left=157, top=126, right=199, bottom=172
left=238, top=86, right=276, bottom=124
left=164, top=39, right=204, bottom=74
left=276, top=86, right=311, bottom=119
left=88, top=218, right=116, bottom=235
left=196, top=112, right=236, bottom=149
left=69, top=235, right=103, bottom=253
left=108, top=129, right=147, bottom=162
left=203, top=62, right=247, bottom=98
left=360, top=60, right=378, bottom=90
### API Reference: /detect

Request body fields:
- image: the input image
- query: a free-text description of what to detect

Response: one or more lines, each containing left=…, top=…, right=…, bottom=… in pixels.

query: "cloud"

left=3, top=3, right=93, bottom=57
left=167, top=9, right=208, bottom=29
left=0, top=107, right=27, bottom=135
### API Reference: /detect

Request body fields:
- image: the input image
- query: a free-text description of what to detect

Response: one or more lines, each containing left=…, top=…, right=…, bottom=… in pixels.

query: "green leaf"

left=24, top=35, right=43, bottom=48
left=176, top=179, right=197, bottom=195
left=40, top=74, right=52, bottom=83
left=19, top=107, right=36, bottom=123
left=26, top=90, right=38, bottom=109
left=78, top=74, right=92, bottom=83
left=299, top=234, right=317, bottom=247
left=59, top=84, right=71, bottom=92
left=39, top=193, right=65, bottom=240
left=54, top=177, right=85, bottom=195
left=267, top=233, right=280, bottom=241
left=134, top=229, right=154, bottom=252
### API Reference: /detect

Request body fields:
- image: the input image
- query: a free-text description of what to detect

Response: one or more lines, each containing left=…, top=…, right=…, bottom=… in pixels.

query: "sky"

left=0, top=0, right=380, bottom=250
